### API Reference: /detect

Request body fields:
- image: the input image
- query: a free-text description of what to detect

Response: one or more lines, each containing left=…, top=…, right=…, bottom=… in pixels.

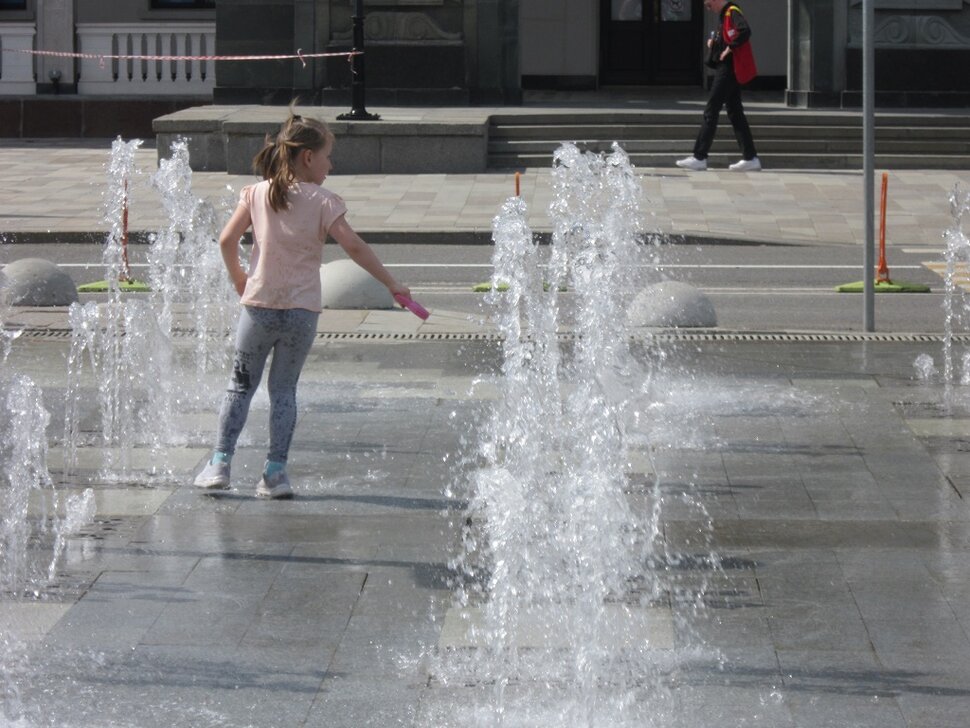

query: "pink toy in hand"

left=394, top=293, right=430, bottom=320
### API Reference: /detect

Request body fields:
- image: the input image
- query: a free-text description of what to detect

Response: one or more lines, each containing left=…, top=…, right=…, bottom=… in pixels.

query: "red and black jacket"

left=717, top=3, right=758, bottom=85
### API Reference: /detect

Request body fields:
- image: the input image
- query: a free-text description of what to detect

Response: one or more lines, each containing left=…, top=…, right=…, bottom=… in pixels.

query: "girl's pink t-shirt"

left=238, top=180, right=347, bottom=312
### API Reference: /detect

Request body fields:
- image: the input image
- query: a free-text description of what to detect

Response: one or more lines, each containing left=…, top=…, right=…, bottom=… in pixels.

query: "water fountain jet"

left=437, top=143, right=695, bottom=727
left=942, top=184, right=970, bottom=399
left=63, top=137, right=236, bottom=484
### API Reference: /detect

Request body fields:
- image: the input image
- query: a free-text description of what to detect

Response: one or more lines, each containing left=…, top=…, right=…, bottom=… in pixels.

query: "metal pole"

left=337, top=0, right=380, bottom=121
left=863, top=0, right=875, bottom=331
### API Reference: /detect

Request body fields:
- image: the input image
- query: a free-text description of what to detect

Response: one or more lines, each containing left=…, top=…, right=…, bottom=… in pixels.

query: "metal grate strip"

left=650, top=331, right=970, bottom=343
left=9, top=327, right=970, bottom=344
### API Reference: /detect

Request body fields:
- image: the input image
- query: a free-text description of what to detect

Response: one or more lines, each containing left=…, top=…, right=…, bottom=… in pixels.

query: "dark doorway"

left=600, top=0, right=704, bottom=85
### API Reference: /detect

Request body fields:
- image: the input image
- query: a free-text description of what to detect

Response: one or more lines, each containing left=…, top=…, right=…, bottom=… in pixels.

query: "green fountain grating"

left=836, top=279, right=931, bottom=293
left=77, top=279, right=151, bottom=293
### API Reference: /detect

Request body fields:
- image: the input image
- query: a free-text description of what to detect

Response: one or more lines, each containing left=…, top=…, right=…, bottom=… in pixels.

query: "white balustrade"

left=0, top=23, right=37, bottom=94
left=76, top=22, right=214, bottom=95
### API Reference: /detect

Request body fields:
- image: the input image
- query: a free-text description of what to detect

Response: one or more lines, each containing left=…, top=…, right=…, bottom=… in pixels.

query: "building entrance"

left=599, top=0, right=703, bottom=85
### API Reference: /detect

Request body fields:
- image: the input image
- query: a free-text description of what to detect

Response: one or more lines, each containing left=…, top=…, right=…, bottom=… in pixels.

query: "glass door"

left=600, top=0, right=703, bottom=85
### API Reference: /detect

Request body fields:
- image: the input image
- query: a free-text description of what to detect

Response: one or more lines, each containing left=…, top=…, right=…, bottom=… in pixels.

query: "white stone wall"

left=0, top=23, right=36, bottom=94
left=75, top=22, right=215, bottom=95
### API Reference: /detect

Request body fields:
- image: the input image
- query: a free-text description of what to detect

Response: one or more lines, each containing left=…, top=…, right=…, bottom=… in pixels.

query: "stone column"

left=786, top=0, right=847, bottom=107
left=314, top=0, right=331, bottom=90
left=469, top=0, right=521, bottom=104
left=37, top=0, right=76, bottom=93
left=293, top=0, right=320, bottom=92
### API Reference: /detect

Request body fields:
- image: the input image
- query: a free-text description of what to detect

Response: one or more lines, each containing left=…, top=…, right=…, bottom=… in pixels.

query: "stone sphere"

left=627, top=280, right=717, bottom=328
left=0, top=258, right=79, bottom=307
left=320, top=259, right=393, bottom=309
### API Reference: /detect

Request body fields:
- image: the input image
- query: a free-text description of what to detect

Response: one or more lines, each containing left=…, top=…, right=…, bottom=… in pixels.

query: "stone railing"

left=76, top=22, right=215, bottom=95
left=0, top=23, right=37, bottom=94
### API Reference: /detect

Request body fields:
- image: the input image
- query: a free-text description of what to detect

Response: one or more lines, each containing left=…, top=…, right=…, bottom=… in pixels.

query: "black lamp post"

left=337, top=0, right=380, bottom=121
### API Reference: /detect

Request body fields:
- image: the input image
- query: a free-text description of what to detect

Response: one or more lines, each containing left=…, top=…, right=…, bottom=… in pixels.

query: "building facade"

left=1, top=0, right=968, bottom=106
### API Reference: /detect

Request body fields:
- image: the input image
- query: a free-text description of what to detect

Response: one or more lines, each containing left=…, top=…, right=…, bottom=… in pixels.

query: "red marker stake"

left=394, top=293, right=430, bottom=320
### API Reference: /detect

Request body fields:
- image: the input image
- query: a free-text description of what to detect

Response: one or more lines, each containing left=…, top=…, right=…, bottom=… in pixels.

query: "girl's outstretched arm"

left=219, top=203, right=252, bottom=296
left=330, top=215, right=411, bottom=299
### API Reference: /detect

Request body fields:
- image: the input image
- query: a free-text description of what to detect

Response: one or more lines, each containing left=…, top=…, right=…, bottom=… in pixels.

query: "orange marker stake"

left=120, top=177, right=132, bottom=283
left=514, top=171, right=521, bottom=197
left=876, top=171, right=891, bottom=284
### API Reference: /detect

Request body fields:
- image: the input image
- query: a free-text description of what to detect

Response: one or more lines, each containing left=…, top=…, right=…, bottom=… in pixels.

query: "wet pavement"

left=3, top=130, right=970, bottom=725
left=3, top=321, right=970, bottom=726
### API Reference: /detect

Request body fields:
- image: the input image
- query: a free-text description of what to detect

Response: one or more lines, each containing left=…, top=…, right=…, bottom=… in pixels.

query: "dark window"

left=0, top=0, right=28, bottom=9
left=150, top=0, right=216, bottom=8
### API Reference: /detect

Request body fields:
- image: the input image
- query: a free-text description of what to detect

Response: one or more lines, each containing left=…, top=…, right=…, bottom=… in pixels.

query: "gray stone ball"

left=0, top=258, right=79, bottom=307
left=320, top=259, right=393, bottom=310
left=627, top=280, right=717, bottom=328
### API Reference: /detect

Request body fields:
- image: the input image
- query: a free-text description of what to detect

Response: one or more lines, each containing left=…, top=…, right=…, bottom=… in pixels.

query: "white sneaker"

left=256, top=470, right=294, bottom=500
left=728, top=156, right=762, bottom=172
left=675, top=156, right=708, bottom=171
left=194, top=459, right=230, bottom=490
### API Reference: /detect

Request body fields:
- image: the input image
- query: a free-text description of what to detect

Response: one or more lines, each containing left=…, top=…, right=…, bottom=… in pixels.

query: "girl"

left=194, top=112, right=411, bottom=499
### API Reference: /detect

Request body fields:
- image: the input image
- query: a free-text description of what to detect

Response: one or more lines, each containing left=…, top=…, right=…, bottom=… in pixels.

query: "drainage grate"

left=312, top=331, right=970, bottom=344
left=9, top=327, right=221, bottom=340
left=651, top=331, right=970, bottom=344
left=11, top=327, right=74, bottom=339
left=314, top=331, right=500, bottom=342
left=10, top=327, right=970, bottom=344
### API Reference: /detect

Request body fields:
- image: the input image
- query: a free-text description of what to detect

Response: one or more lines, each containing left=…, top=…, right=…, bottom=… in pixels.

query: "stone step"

left=154, top=105, right=970, bottom=174
left=486, top=110, right=970, bottom=169
left=488, top=151, right=970, bottom=170
left=487, top=110, right=970, bottom=128
left=489, top=124, right=970, bottom=141
left=489, top=138, right=970, bottom=155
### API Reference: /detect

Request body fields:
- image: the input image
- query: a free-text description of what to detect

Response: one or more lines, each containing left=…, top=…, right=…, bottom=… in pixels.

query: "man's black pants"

left=692, top=65, right=758, bottom=161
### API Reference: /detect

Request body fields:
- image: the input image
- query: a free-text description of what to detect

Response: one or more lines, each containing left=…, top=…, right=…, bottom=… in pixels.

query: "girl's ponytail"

left=252, top=109, right=334, bottom=212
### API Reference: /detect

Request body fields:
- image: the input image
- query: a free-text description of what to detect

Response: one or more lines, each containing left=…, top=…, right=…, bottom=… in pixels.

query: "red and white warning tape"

left=6, top=48, right=358, bottom=69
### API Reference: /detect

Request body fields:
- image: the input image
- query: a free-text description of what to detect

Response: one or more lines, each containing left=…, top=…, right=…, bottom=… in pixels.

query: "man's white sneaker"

left=194, top=460, right=230, bottom=490
left=256, top=470, right=294, bottom=500
left=728, top=157, right=762, bottom=172
left=675, top=156, right=708, bottom=171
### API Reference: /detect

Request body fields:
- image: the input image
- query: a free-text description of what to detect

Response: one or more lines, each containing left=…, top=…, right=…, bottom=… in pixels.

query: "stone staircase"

left=487, top=109, right=970, bottom=170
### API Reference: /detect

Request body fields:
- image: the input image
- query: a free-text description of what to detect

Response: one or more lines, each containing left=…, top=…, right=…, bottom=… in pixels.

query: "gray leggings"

left=216, top=305, right=318, bottom=463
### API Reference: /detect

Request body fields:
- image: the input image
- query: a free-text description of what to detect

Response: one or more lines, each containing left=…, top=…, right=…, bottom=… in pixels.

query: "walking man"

left=676, top=0, right=761, bottom=172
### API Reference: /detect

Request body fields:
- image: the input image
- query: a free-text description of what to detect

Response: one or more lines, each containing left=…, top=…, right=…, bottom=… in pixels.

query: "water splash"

left=0, top=375, right=53, bottom=595
left=0, top=263, right=62, bottom=726
left=150, top=138, right=237, bottom=397
left=0, top=139, right=224, bottom=726
left=150, top=137, right=197, bottom=338
left=46, top=489, right=96, bottom=583
left=63, top=137, right=235, bottom=483
left=62, top=137, right=178, bottom=482
left=0, top=246, right=55, bottom=592
left=914, top=352, right=937, bottom=382
left=941, top=183, right=970, bottom=400
left=101, top=137, right=143, bottom=291
left=63, top=298, right=174, bottom=483
left=447, top=143, right=692, bottom=726
left=0, top=259, right=24, bottom=361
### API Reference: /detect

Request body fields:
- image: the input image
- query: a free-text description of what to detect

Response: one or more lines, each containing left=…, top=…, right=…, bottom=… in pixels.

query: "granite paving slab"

left=4, top=332, right=970, bottom=726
